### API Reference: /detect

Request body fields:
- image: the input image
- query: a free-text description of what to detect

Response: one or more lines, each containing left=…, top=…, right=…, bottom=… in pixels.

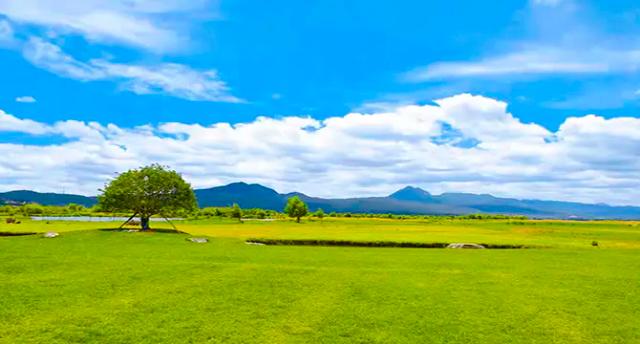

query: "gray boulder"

left=188, top=237, right=208, bottom=243
left=43, top=232, right=59, bottom=238
left=447, top=243, right=485, bottom=249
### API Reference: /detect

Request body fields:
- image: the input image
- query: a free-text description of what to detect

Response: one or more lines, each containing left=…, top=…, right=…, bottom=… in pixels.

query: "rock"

left=188, top=237, right=208, bottom=243
left=447, top=243, right=485, bottom=249
left=245, top=241, right=265, bottom=246
left=43, top=232, right=59, bottom=238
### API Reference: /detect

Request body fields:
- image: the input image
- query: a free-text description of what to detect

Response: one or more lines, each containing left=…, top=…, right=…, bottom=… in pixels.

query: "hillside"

left=0, top=190, right=97, bottom=207
left=195, top=183, right=640, bottom=219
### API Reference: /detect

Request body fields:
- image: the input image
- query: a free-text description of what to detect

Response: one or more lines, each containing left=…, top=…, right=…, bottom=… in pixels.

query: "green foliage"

left=314, top=208, right=325, bottom=219
left=457, top=213, right=528, bottom=220
left=20, top=203, right=43, bottom=216
left=98, top=164, right=196, bottom=229
left=196, top=206, right=278, bottom=220
left=0, top=205, right=17, bottom=216
left=0, top=203, right=106, bottom=217
left=284, top=196, right=308, bottom=223
left=255, top=209, right=267, bottom=219
left=231, top=203, right=243, bottom=222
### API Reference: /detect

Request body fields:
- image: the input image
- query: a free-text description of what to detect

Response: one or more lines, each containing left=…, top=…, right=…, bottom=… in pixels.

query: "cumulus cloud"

left=22, top=37, right=241, bottom=102
left=0, top=0, right=215, bottom=52
left=15, top=96, right=36, bottom=103
left=0, top=94, right=638, bottom=205
left=0, top=109, right=49, bottom=134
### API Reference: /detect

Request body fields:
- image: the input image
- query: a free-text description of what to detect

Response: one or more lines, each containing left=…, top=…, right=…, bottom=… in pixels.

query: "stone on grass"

left=43, top=232, right=59, bottom=238
left=245, top=241, right=265, bottom=246
left=188, top=237, right=208, bottom=243
left=447, top=243, right=485, bottom=249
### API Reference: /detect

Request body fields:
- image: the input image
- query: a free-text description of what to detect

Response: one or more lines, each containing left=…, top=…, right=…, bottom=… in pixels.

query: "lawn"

left=1, top=218, right=639, bottom=343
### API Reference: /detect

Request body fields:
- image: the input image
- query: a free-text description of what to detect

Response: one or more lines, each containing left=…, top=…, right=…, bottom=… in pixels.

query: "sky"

left=0, top=0, right=639, bottom=205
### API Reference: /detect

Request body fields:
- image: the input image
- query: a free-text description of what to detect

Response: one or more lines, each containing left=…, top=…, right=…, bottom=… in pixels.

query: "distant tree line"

left=0, top=203, right=98, bottom=217
left=0, top=202, right=527, bottom=221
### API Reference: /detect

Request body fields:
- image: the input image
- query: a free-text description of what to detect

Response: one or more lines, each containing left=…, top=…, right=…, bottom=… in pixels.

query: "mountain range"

left=1, top=183, right=638, bottom=219
left=0, top=190, right=97, bottom=207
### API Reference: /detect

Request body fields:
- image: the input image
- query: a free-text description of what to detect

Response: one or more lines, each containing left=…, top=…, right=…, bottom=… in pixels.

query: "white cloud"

left=403, top=46, right=640, bottom=81
left=0, top=94, right=638, bottom=206
left=0, top=19, right=13, bottom=42
left=21, top=37, right=241, bottom=102
left=531, top=0, right=563, bottom=6
left=22, top=37, right=104, bottom=80
left=403, top=2, right=640, bottom=82
left=93, top=60, right=242, bottom=103
left=0, top=1, right=239, bottom=102
left=15, top=96, right=36, bottom=103
left=0, top=109, right=49, bottom=134
left=0, top=0, right=215, bottom=52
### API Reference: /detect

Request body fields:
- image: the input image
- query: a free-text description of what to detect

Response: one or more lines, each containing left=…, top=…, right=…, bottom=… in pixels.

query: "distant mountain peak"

left=283, top=191, right=310, bottom=198
left=399, top=186, right=429, bottom=193
left=389, top=186, right=433, bottom=201
left=208, top=182, right=278, bottom=193
left=194, top=182, right=283, bottom=208
left=227, top=182, right=248, bottom=186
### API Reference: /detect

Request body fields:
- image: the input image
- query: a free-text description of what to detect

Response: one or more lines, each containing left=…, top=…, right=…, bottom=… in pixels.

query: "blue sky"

left=0, top=0, right=639, bottom=205
left=2, top=0, right=640, bottom=127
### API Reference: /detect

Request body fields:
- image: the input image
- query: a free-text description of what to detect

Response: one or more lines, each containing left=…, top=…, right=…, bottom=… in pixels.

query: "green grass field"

left=1, top=217, right=639, bottom=343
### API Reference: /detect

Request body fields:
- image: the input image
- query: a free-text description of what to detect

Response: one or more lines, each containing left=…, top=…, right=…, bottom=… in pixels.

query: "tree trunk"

left=296, top=216, right=300, bottom=223
left=141, top=217, right=150, bottom=231
left=119, top=213, right=138, bottom=229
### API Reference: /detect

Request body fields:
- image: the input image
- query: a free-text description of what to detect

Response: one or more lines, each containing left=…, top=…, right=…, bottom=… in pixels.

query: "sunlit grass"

left=1, top=217, right=639, bottom=342
left=176, top=217, right=640, bottom=249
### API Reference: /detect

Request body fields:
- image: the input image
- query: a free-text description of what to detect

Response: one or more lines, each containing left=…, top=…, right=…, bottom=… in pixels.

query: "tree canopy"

left=284, top=196, right=308, bottom=223
left=98, top=164, right=197, bottom=229
left=231, top=203, right=243, bottom=222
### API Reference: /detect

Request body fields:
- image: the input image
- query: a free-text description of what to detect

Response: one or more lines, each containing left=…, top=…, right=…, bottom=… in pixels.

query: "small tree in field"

left=314, top=208, right=325, bottom=220
left=231, top=203, right=243, bottom=222
left=284, top=196, right=308, bottom=223
left=98, top=164, right=197, bottom=230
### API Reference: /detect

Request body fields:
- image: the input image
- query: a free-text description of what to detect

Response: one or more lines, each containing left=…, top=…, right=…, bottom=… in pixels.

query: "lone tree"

left=98, top=164, right=197, bottom=230
left=284, top=196, right=308, bottom=223
left=231, top=203, right=243, bottom=222
left=314, top=208, right=325, bottom=220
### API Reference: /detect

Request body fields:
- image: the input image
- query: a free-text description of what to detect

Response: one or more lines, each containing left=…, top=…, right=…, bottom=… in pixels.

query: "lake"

left=31, top=216, right=182, bottom=222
